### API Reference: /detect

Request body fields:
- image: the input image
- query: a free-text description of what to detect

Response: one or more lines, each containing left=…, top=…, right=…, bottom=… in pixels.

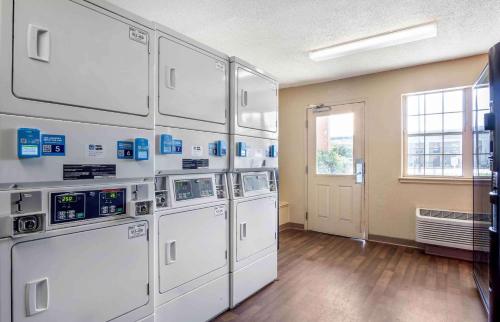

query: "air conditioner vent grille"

left=416, top=208, right=489, bottom=251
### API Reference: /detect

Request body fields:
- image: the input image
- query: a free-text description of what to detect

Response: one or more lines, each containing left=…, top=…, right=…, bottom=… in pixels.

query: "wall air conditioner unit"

left=416, top=208, right=489, bottom=252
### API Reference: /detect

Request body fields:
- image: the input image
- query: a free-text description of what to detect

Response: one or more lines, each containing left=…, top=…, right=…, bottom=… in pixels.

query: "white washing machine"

left=228, top=57, right=279, bottom=307
left=0, top=181, right=155, bottom=322
left=152, top=24, right=231, bottom=322
left=153, top=173, right=229, bottom=322
left=228, top=170, right=278, bottom=307
left=0, top=1, right=156, bottom=321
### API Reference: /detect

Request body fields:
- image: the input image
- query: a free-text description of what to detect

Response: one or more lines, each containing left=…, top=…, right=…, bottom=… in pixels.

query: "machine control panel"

left=50, top=188, right=126, bottom=224
left=174, top=178, right=214, bottom=201
left=17, top=128, right=41, bottom=158
left=243, top=173, right=270, bottom=192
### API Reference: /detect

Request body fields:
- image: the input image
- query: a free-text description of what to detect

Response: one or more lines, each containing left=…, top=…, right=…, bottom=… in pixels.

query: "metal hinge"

left=225, top=250, right=228, bottom=259
left=225, top=210, right=228, bottom=219
left=225, top=109, right=228, bottom=119
left=305, top=165, right=308, bottom=174
left=146, top=283, right=150, bottom=295
left=305, top=120, right=308, bottom=128
left=275, top=232, right=277, bottom=239
left=147, top=95, right=150, bottom=108
left=305, top=212, right=308, bottom=220
left=146, top=228, right=150, bottom=241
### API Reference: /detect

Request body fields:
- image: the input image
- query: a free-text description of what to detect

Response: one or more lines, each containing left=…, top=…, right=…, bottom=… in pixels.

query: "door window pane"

left=408, top=155, right=424, bottom=175
left=316, top=113, right=354, bottom=175
left=444, top=135, right=462, bottom=154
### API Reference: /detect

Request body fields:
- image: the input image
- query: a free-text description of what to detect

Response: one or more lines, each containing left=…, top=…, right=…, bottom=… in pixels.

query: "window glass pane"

left=316, top=113, right=354, bottom=175
left=476, top=87, right=490, bottom=110
left=425, top=114, right=443, bottom=133
left=425, top=135, right=442, bottom=154
left=474, top=110, right=488, bottom=131
left=407, top=115, right=424, bottom=134
left=443, top=112, right=462, bottom=132
left=408, top=136, right=424, bottom=154
left=406, top=95, right=420, bottom=116
left=407, top=155, right=424, bottom=175
left=475, top=154, right=491, bottom=176
left=425, top=92, right=443, bottom=114
left=425, top=155, right=443, bottom=175
left=444, top=90, right=463, bottom=112
left=444, top=135, right=462, bottom=154
left=443, top=155, right=462, bottom=176
left=474, top=132, right=490, bottom=154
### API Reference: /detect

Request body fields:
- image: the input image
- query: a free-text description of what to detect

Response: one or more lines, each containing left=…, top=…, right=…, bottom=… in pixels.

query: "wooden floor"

left=214, top=229, right=487, bottom=322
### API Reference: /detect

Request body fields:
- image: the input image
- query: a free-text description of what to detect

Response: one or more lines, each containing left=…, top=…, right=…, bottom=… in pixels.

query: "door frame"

left=304, top=99, right=369, bottom=239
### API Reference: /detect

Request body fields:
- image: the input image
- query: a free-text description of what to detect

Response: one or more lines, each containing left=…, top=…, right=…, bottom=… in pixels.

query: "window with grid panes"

left=405, top=89, right=465, bottom=176
left=473, top=84, right=491, bottom=177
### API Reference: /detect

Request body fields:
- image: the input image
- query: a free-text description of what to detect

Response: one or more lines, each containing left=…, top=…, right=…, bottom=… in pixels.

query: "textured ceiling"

left=108, top=0, right=500, bottom=87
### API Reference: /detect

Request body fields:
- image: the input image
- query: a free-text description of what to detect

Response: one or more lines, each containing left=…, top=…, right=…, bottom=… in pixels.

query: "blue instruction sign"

left=41, top=134, right=65, bottom=156
left=117, top=141, right=134, bottom=159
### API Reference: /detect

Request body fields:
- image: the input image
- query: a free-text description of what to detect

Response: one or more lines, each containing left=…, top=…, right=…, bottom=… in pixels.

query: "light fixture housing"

left=309, top=22, right=437, bottom=62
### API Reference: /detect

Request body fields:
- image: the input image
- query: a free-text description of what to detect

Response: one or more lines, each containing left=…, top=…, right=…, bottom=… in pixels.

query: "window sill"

left=399, top=177, right=473, bottom=185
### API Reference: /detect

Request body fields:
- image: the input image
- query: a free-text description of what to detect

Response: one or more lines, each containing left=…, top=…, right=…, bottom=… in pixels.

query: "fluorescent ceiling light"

left=309, top=22, right=437, bottom=62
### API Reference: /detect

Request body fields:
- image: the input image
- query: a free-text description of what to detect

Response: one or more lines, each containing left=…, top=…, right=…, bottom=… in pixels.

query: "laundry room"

left=0, top=0, right=499, bottom=322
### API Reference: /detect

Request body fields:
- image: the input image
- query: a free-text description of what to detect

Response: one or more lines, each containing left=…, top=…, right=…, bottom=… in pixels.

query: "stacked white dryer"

left=152, top=25, right=231, bottom=321
left=228, top=57, right=280, bottom=307
left=0, top=1, right=156, bottom=321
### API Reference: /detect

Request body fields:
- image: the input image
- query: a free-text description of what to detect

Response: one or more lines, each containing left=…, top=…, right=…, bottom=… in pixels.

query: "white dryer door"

left=236, top=196, right=277, bottom=261
left=159, top=205, right=228, bottom=293
left=236, top=67, right=278, bottom=133
left=158, top=37, right=228, bottom=125
left=12, top=222, right=149, bottom=322
left=12, top=0, right=150, bottom=118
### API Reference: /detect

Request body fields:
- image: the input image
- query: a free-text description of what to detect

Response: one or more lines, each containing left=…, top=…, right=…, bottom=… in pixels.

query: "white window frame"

left=401, top=86, right=473, bottom=180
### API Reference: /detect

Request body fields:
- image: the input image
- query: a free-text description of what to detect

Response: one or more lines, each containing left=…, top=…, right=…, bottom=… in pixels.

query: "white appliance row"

left=0, top=0, right=279, bottom=322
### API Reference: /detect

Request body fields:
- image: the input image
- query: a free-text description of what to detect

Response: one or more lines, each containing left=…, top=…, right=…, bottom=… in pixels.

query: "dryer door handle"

left=26, top=277, right=49, bottom=316
left=165, top=66, right=176, bottom=89
left=27, top=24, right=50, bottom=62
left=240, top=222, right=247, bottom=240
left=165, top=240, right=177, bottom=265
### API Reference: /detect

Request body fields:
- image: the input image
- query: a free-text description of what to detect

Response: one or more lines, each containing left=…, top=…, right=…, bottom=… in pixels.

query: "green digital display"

left=106, top=192, right=118, bottom=199
left=60, top=195, right=77, bottom=203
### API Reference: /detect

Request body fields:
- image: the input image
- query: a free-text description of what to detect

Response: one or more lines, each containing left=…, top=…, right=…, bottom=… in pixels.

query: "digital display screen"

left=174, top=178, right=214, bottom=201
left=60, top=195, right=77, bottom=203
left=21, top=145, right=39, bottom=156
left=106, top=192, right=118, bottom=199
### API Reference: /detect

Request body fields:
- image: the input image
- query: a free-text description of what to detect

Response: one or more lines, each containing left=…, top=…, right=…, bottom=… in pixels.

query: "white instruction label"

left=214, top=206, right=225, bottom=217
left=128, top=223, right=147, bottom=239
left=129, top=26, right=148, bottom=45
left=87, top=144, right=104, bottom=158
left=191, top=146, right=203, bottom=157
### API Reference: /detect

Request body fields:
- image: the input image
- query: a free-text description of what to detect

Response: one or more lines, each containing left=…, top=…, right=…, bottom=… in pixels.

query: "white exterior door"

left=12, top=222, right=149, bottom=322
left=307, top=102, right=365, bottom=238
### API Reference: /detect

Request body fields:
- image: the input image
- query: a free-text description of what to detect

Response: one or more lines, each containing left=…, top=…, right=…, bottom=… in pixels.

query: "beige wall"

left=279, top=54, right=488, bottom=241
